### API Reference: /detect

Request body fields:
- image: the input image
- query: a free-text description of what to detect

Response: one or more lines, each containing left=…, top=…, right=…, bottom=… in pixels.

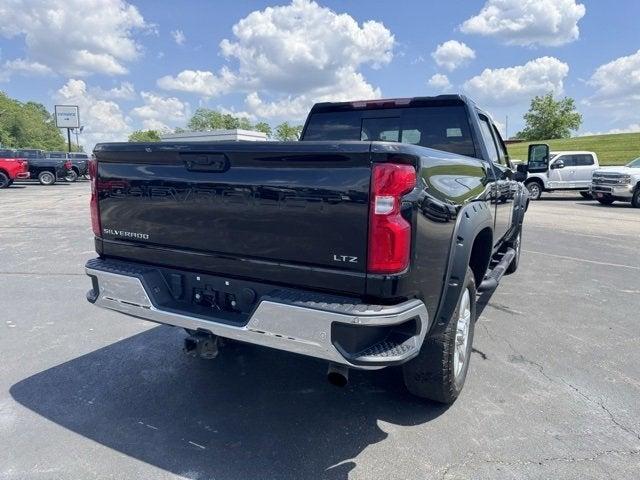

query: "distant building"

left=160, top=129, right=267, bottom=142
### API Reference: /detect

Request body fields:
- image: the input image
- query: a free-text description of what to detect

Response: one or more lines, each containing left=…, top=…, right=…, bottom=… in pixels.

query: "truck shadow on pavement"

left=11, top=326, right=448, bottom=479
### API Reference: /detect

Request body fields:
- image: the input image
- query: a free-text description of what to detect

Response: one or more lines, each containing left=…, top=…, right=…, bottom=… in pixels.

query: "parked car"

left=524, top=150, right=599, bottom=200
left=85, top=94, right=537, bottom=404
left=590, top=157, right=640, bottom=207
left=0, top=149, right=30, bottom=188
left=15, top=149, right=72, bottom=185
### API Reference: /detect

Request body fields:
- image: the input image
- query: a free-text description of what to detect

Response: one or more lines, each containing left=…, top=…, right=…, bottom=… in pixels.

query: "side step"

left=478, top=248, right=516, bottom=292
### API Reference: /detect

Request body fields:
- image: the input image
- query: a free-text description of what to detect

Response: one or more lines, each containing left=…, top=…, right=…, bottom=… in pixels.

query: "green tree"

left=516, top=93, right=582, bottom=141
left=274, top=122, right=303, bottom=141
left=254, top=121, right=272, bottom=138
left=128, top=129, right=162, bottom=142
left=187, top=108, right=255, bottom=131
left=0, top=92, right=66, bottom=150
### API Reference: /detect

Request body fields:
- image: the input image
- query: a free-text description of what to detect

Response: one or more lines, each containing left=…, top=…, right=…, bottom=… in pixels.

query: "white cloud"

left=245, top=70, right=380, bottom=120
left=171, top=29, right=186, bottom=46
left=157, top=68, right=238, bottom=97
left=0, top=0, right=148, bottom=77
left=586, top=49, right=640, bottom=109
left=461, top=0, right=586, bottom=47
left=55, top=79, right=132, bottom=148
left=93, top=82, right=137, bottom=100
left=427, top=74, right=452, bottom=91
left=159, top=0, right=394, bottom=120
left=431, top=41, right=475, bottom=71
left=131, top=91, right=189, bottom=130
left=0, top=58, right=52, bottom=81
left=463, top=57, right=569, bottom=106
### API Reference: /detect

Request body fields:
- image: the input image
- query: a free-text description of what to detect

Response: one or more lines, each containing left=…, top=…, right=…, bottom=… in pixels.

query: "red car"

left=0, top=149, right=30, bottom=188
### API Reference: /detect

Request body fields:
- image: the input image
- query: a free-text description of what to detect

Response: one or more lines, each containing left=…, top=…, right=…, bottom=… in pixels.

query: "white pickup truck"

left=524, top=150, right=599, bottom=200
left=590, top=157, right=640, bottom=207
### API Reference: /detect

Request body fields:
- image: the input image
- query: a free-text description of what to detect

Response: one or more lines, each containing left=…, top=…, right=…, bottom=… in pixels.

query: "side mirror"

left=514, top=163, right=528, bottom=182
left=550, top=159, right=564, bottom=170
left=527, top=143, right=550, bottom=173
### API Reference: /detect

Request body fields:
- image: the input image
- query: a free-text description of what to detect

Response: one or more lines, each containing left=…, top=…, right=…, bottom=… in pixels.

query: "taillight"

left=368, top=163, right=416, bottom=274
left=88, top=159, right=101, bottom=237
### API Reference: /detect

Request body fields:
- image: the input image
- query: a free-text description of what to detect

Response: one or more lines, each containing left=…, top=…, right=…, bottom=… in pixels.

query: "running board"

left=478, top=248, right=516, bottom=292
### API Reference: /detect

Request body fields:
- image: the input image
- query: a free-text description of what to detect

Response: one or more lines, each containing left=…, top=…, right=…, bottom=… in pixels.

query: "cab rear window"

left=303, top=105, right=476, bottom=157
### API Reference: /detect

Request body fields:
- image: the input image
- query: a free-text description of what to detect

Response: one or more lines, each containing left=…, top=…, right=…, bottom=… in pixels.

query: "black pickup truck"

left=15, top=149, right=72, bottom=185
left=85, top=95, right=544, bottom=403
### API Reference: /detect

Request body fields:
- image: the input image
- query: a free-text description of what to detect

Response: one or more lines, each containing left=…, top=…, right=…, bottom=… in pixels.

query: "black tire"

left=403, top=267, right=476, bottom=404
left=38, top=171, right=56, bottom=186
left=597, top=196, right=614, bottom=205
left=505, top=228, right=522, bottom=274
left=525, top=181, right=543, bottom=200
left=0, top=172, right=9, bottom=188
left=579, top=191, right=593, bottom=199
left=65, top=169, right=78, bottom=182
left=632, top=187, right=640, bottom=209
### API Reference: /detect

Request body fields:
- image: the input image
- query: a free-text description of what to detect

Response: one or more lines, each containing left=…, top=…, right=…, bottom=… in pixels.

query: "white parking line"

left=523, top=250, right=640, bottom=271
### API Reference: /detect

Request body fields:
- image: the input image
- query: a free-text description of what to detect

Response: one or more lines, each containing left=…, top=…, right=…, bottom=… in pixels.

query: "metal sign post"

left=54, top=105, right=80, bottom=153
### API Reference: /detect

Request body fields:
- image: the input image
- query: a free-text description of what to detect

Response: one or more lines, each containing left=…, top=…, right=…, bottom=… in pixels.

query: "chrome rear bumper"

left=86, top=259, right=429, bottom=369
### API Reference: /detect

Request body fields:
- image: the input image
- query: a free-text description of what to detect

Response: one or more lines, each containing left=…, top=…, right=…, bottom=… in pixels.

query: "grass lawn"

left=507, top=132, right=640, bottom=166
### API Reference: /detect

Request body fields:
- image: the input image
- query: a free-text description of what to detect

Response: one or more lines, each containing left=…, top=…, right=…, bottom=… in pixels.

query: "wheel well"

left=469, top=228, right=493, bottom=286
left=0, top=168, right=8, bottom=177
left=71, top=167, right=79, bottom=174
left=525, top=177, right=543, bottom=187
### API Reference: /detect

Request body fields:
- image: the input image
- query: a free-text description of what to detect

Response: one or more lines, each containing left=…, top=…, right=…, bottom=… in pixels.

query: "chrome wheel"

left=38, top=171, right=55, bottom=185
left=454, top=288, right=471, bottom=378
left=526, top=182, right=541, bottom=200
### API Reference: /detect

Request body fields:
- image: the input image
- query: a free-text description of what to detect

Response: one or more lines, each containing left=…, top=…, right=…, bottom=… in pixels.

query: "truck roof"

left=309, top=94, right=474, bottom=113
left=551, top=151, right=597, bottom=156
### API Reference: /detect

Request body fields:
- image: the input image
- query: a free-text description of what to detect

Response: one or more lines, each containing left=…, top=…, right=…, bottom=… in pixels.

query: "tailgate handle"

left=181, top=153, right=229, bottom=172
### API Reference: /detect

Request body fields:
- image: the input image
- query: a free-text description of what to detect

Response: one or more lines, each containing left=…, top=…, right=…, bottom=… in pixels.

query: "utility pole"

left=67, top=128, right=72, bottom=153
left=505, top=115, right=509, bottom=139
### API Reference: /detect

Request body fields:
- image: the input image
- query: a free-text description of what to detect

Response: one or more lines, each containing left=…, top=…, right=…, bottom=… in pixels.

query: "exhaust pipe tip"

left=327, top=363, right=349, bottom=387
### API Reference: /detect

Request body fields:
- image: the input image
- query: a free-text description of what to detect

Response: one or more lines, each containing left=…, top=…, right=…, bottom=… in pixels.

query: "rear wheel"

left=597, top=196, right=614, bottom=205
left=526, top=181, right=542, bottom=200
left=0, top=172, right=9, bottom=188
left=65, top=169, right=78, bottom=182
left=38, top=171, right=56, bottom=186
left=403, top=267, right=476, bottom=404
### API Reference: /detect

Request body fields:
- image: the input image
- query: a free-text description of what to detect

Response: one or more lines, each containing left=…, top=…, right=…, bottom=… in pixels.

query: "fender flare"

left=432, top=201, right=493, bottom=331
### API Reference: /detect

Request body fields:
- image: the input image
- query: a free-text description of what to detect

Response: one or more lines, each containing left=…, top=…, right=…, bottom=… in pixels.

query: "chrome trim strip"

left=86, top=266, right=429, bottom=369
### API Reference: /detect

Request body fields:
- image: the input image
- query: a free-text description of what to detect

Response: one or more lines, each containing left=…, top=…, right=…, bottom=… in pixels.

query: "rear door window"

left=575, top=154, right=595, bottom=166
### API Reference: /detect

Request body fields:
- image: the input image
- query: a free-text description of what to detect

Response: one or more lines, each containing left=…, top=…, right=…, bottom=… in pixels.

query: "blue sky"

left=1, top=0, right=639, bottom=149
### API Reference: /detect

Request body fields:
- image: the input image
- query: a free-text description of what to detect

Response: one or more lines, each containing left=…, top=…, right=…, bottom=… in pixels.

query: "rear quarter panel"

left=367, top=143, right=492, bottom=317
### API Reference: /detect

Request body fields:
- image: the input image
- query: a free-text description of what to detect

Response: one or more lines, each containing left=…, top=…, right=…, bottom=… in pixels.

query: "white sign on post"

left=54, top=105, right=80, bottom=128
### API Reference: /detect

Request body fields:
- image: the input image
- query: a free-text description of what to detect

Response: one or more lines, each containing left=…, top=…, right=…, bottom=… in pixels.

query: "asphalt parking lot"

left=1, top=182, right=639, bottom=479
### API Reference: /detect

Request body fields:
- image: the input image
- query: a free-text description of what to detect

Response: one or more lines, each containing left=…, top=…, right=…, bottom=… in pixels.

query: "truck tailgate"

left=94, top=142, right=372, bottom=295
